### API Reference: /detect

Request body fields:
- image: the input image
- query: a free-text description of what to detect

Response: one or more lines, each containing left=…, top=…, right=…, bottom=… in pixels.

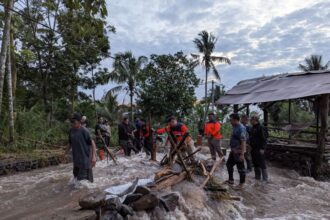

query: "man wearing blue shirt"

left=226, top=113, right=247, bottom=187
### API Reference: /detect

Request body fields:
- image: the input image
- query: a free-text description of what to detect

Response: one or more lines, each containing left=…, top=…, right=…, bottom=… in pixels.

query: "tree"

left=298, top=55, right=329, bottom=71
left=6, top=45, right=15, bottom=143
left=0, top=0, right=14, bottom=117
left=108, top=51, right=147, bottom=121
left=192, top=30, right=231, bottom=122
left=13, top=0, right=111, bottom=119
left=137, top=52, right=200, bottom=119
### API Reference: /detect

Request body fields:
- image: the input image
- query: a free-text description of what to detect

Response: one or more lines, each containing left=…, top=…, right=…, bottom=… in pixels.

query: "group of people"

left=67, top=111, right=268, bottom=186
left=226, top=113, right=269, bottom=187
left=117, top=117, right=153, bottom=157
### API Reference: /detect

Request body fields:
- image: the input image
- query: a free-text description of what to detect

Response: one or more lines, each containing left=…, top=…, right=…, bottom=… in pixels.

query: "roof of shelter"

left=217, top=70, right=330, bottom=105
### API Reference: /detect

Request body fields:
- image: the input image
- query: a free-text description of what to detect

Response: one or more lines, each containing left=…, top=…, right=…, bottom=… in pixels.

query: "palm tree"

left=192, top=30, right=231, bottom=122
left=298, top=55, right=329, bottom=71
left=97, top=92, right=119, bottom=122
left=108, top=51, right=147, bottom=121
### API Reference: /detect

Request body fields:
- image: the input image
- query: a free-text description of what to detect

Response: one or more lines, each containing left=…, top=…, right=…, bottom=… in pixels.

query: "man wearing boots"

left=250, top=115, right=268, bottom=182
left=226, top=113, right=247, bottom=187
left=241, top=115, right=253, bottom=173
left=118, top=117, right=138, bottom=156
left=204, top=112, right=223, bottom=161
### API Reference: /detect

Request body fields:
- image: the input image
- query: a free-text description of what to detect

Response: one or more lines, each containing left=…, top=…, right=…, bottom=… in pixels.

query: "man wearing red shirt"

left=157, top=116, right=195, bottom=157
left=204, top=112, right=223, bottom=161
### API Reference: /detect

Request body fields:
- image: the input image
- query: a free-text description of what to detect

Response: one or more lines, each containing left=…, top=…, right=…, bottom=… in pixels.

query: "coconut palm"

left=192, top=30, right=231, bottom=122
left=298, top=55, right=329, bottom=71
left=108, top=51, right=147, bottom=121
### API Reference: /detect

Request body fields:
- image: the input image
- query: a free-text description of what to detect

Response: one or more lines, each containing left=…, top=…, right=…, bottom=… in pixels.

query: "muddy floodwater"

left=0, top=152, right=330, bottom=220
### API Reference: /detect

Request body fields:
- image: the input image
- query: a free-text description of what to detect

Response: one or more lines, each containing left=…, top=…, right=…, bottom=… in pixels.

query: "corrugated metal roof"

left=217, top=70, right=330, bottom=105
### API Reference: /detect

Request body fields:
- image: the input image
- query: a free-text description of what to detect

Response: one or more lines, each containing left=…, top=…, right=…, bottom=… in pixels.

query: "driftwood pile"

left=154, top=132, right=239, bottom=201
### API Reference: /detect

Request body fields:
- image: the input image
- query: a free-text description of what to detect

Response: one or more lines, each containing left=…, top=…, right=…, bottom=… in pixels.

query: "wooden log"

left=177, top=150, right=192, bottom=181
left=155, top=174, right=175, bottom=184
left=154, top=167, right=173, bottom=181
left=183, top=147, right=201, bottom=160
left=199, top=162, right=208, bottom=176
left=314, top=94, right=329, bottom=177
left=153, top=172, right=187, bottom=190
left=200, top=158, right=223, bottom=189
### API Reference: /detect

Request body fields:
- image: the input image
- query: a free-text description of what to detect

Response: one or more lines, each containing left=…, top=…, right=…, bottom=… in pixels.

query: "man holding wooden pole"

left=157, top=116, right=196, bottom=160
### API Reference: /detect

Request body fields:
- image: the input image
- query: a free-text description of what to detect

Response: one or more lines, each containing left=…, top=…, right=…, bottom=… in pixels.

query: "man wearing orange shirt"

left=204, top=112, right=223, bottom=161
left=157, top=116, right=195, bottom=157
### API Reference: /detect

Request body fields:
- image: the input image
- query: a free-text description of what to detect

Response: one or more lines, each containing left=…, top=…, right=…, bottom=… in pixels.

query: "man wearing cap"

left=204, top=112, right=223, bottom=161
left=157, top=116, right=196, bottom=159
left=67, top=112, right=96, bottom=182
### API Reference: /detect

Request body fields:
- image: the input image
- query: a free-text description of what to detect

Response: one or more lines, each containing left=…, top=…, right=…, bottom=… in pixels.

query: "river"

left=0, top=152, right=329, bottom=220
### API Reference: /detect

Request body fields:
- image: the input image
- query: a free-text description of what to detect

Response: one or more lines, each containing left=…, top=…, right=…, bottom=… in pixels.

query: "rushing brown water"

left=0, top=152, right=329, bottom=220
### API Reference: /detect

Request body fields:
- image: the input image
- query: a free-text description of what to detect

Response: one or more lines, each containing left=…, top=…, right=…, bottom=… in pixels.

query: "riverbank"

left=0, top=148, right=69, bottom=175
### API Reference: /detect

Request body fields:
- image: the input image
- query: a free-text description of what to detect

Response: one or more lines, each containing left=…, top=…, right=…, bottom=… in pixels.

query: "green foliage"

left=268, top=101, right=315, bottom=125
left=298, top=55, right=329, bottom=71
left=107, top=51, right=147, bottom=120
left=137, top=52, right=200, bottom=119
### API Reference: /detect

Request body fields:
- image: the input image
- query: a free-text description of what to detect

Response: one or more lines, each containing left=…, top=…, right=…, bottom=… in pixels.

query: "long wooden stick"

left=177, top=150, right=192, bottom=181
left=97, top=131, right=117, bottom=165
left=183, top=147, right=201, bottom=160
left=200, top=158, right=223, bottom=189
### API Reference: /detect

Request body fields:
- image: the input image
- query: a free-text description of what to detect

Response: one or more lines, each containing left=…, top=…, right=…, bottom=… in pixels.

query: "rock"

left=100, top=210, right=123, bottom=220
left=131, top=193, right=159, bottom=211
left=171, top=163, right=183, bottom=174
left=123, top=193, right=143, bottom=205
left=119, top=204, right=134, bottom=217
left=205, top=159, right=215, bottom=172
left=79, top=192, right=106, bottom=209
left=134, top=186, right=151, bottom=195
left=104, top=197, right=122, bottom=211
left=159, top=192, right=180, bottom=212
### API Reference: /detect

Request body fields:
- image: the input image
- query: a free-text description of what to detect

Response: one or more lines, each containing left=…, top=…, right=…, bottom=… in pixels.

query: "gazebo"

left=217, top=70, right=330, bottom=177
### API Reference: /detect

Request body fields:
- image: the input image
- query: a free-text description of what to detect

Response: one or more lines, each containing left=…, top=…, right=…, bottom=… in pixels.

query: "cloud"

left=90, top=0, right=330, bottom=101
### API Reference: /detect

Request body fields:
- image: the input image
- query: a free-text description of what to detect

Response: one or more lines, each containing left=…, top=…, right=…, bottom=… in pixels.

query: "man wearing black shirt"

left=250, top=115, right=268, bottom=181
left=118, top=117, right=137, bottom=156
left=68, top=112, right=96, bottom=182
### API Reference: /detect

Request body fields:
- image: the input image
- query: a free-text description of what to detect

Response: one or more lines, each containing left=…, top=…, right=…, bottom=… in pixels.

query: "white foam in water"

left=104, top=177, right=154, bottom=202
left=1, top=152, right=330, bottom=219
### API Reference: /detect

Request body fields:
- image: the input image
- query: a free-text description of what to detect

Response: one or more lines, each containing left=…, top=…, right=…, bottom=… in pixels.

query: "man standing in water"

left=226, top=113, right=247, bottom=187
left=68, top=112, right=96, bottom=182
left=118, top=116, right=137, bottom=156
left=241, top=115, right=253, bottom=173
left=250, top=115, right=268, bottom=182
left=157, top=116, right=196, bottom=160
left=204, top=112, right=223, bottom=161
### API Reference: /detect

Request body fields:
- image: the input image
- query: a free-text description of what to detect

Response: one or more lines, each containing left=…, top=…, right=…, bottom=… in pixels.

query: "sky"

left=93, top=0, right=330, bottom=102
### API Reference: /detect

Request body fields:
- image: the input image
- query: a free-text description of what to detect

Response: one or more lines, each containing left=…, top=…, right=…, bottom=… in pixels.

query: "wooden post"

left=315, top=94, right=329, bottom=177
left=263, top=108, right=268, bottom=127
left=288, top=100, right=292, bottom=124
left=316, top=97, right=320, bottom=144
left=245, top=104, right=250, bottom=116
left=233, top=104, right=238, bottom=113
left=288, top=100, right=292, bottom=140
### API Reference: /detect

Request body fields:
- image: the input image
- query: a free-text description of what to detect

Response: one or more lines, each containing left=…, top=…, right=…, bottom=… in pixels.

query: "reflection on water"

left=0, top=152, right=329, bottom=220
